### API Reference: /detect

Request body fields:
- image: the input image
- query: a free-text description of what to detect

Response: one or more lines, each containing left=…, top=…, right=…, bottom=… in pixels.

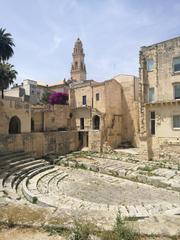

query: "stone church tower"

left=71, top=38, right=86, bottom=82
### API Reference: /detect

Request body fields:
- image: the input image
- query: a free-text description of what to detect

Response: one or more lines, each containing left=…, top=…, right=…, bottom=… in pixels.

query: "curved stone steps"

left=10, top=160, right=48, bottom=188
left=2, top=161, right=48, bottom=187
left=20, top=165, right=180, bottom=218
left=0, top=151, right=24, bottom=159
left=15, top=167, right=53, bottom=199
left=20, top=168, right=71, bottom=207
left=0, top=152, right=30, bottom=163
left=22, top=168, right=59, bottom=207
left=37, top=171, right=65, bottom=194
left=15, top=166, right=55, bottom=199
left=0, top=158, right=35, bottom=175
left=47, top=172, right=66, bottom=194
left=28, top=167, right=57, bottom=194
left=37, top=172, right=60, bottom=194
left=0, top=157, right=35, bottom=172
left=56, top=174, right=69, bottom=189
left=13, top=168, right=38, bottom=190
left=12, top=166, right=50, bottom=190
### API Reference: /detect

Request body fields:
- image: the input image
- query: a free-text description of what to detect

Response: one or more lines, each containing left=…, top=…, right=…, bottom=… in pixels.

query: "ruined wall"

left=0, top=98, right=31, bottom=134
left=114, top=75, right=139, bottom=146
left=44, top=105, right=70, bottom=131
left=88, top=130, right=102, bottom=152
left=103, top=80, right=123, bottom=148
left=31, top=105, right=70, bottom=132
left=0, top=131, right=79, bottom=157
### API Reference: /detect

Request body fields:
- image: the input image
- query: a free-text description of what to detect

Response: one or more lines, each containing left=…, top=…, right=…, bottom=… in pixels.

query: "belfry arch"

left=9, top=116, right=21, bottom=134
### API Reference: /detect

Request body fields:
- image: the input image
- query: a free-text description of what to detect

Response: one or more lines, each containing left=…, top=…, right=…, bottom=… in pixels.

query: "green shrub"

left=44, top=225, right=68, bottom=236
left=114, top=211, right=139, bottom=240
left=69, top=223, right=91, bottom=240
left=7, top=218, right=15, bottom=228
left=101, top=211, right=139, bottom=240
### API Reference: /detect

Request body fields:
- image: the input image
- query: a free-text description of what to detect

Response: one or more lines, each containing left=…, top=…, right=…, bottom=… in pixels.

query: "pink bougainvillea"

left=48, top=92, right=68, bottom=105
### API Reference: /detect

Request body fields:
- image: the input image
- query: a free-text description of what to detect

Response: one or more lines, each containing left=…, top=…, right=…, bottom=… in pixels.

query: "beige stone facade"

left=139, top=37, right=180, bottom=162
left=113, top=74, right=139, bottom=146
left=0, top=131, right=79, bottom=157
left=1, top=37, right=180, bottom=162
left=70, top=79, right=124, bottom=151
left=0, top=98, right=31, bottom=134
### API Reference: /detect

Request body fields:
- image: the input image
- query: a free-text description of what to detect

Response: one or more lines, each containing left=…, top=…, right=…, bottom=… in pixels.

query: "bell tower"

left=71, top=38, right=86, bottom=82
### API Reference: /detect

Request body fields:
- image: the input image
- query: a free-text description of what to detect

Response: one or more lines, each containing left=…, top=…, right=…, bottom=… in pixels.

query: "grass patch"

left=77, top=163, right=88, bottom=170
left=100, top=211, right=139, bottom=240
left=44, top=225, right=70, bottom=236
left=137, top=165, right=157, bottom=172
left=69, top=222, right=98, bottom=240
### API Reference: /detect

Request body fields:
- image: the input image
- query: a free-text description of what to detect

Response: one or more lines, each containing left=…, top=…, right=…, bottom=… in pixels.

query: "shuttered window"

left=148, top=87, right=155, bottom=102
left=173, top=57, right=180, bottom=72
left=146, top=59, right=154, bottom=71
left=174, top=84, right=180, bottom=99
left=173, top=115, right=180, bottom=129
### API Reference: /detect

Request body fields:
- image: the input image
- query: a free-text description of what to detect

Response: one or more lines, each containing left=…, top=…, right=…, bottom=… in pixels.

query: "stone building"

left=0, top=97, right=78, bottom=156
left=5, top=79, right=68, bottom=104
left=5, top=79, right=48, bottom=104
left=139, top=36, right=180, bottom=162
left=69, top=39, right=139, bottom=151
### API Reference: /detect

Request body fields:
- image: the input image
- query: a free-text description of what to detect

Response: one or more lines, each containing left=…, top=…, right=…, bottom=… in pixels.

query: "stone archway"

left=9, top=116, right=21, bottom=134
left=93, top=115, right=100, bottom=130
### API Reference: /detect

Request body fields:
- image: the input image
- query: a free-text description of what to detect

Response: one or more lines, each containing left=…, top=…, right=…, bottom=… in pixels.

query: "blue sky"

left=0, top=0, right=180, bottom=84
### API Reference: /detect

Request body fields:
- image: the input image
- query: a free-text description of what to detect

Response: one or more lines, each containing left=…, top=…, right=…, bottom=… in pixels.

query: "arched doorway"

left=9, top=116, right=21, bottom=134
left=93, top=115, right=100, bottom=130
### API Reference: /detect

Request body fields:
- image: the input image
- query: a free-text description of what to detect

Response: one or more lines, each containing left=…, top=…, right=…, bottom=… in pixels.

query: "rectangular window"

left=150, top=111, right=155, bottom=135
left=148, top=87, right=155, bottom=102
left=80, top=118, right=84, bottom=129
left=173, top=57, right=180, bottom=72
left=82, top=95, right=86, bottom=105
left=174, top=84, right=180, bottom=99
left=146, top=59, right=154, bottom=71
left=96, top=93, right=100, bottom=101
left=173, top=115, right=180, bottom=129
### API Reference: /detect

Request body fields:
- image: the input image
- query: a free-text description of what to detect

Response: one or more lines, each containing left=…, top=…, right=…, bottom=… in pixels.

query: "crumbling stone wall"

left=0, top=131, right=79, bottom=157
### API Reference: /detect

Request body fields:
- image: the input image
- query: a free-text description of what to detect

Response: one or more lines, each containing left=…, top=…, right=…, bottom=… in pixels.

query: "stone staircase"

left=0, top=151, right=179, bottom=220
left=0, top=151, right=54, bottom=200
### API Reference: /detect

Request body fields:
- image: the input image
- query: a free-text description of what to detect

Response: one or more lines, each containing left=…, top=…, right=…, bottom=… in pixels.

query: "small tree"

left=48, top=92, right=68, bottom=105
left=41, top=90, right=51, bottom=104
left=0, top=63, right=17, bottom=98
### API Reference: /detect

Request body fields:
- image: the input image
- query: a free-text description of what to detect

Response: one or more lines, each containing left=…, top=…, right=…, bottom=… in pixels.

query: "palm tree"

left=0, top=28, right=15, bottom=62
left=0, top=63, right=17, bottom=98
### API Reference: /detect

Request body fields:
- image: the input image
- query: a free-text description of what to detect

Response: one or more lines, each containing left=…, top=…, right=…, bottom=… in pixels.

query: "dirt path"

left=0, top=227, right=66, bottom=240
